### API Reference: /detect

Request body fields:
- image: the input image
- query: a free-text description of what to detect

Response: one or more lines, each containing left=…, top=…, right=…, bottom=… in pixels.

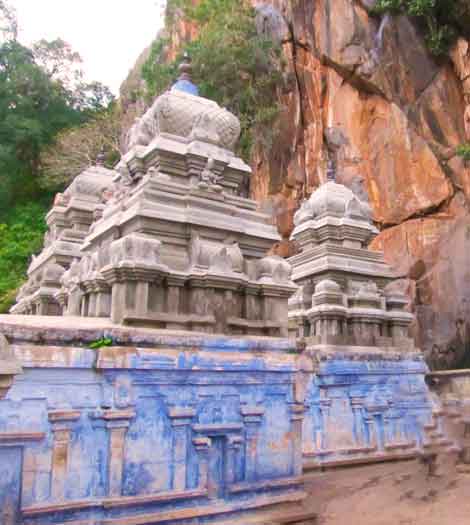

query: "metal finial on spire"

left=171, top=52, right=199, bottom=96
left=96, top=148, right=106, bottom=167
left=178, top=52, right=193, bottom=81
left=326, top=158, right=336, bottom=182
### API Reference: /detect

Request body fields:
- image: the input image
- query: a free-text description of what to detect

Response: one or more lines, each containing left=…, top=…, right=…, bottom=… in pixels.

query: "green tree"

left=0, top=6, right=114, bottom=216
left=0, top=202, right=47, bottom=313
left=0, top=4, right=115, bottom=309
left=0, top=39, right=84, bottom=215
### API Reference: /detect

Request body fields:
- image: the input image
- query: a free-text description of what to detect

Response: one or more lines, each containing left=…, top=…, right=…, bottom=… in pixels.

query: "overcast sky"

left=12, top=0, right=166, bottom=94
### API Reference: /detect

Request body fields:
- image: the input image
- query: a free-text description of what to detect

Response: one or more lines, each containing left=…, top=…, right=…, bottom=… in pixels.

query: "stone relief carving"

left=198, top=157, right=223, bottom=191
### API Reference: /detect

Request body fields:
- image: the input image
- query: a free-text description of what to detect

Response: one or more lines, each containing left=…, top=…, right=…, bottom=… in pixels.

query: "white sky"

left=11, top=0, right=166, bottom=95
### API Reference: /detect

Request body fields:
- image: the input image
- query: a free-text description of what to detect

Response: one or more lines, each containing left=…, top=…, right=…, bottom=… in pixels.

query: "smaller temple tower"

left=11, top=162, right=114, bottom=316
left=288, top=170, right=434, bottom=468
left=288, top=177, right=413, bottom=347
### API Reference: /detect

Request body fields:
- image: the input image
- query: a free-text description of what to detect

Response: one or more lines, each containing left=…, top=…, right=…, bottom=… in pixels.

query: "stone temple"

left=287, top=179, right=437, bottom=467
left=0, top=59, right=458, bottom=525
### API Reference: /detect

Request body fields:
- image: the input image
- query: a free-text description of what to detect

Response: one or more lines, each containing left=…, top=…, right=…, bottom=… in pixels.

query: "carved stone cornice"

left=0, top=334, right=22, bottom=399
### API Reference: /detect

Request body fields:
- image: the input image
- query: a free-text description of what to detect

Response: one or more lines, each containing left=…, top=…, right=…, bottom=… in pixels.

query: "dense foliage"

left=374, top=0, right=470, bottom=55
left=0, top=203, right=47, bottom=312
left=0, top=1, right=114, bottom=311
left=141, top=0, right=283, bottom=159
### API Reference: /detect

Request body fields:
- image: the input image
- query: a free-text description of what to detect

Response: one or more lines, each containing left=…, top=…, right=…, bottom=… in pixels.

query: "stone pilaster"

left=364, top=413, right=378, bottom=449
left=169, top=407, right=196, bottom=491
left=241, top=406, right=264, bottom=481
left=318, top=398, right=332, bottom=450
left=351, top=396, right=366, bottom=446
left=290, top=404, right=305, bottom=476
left=92, top=409, right=135, bottom=497
left=48, top=410, right=81, bottom=501
left=193, top=437, right=211, bottom=493
left=225, top=435, right=243, bottom=486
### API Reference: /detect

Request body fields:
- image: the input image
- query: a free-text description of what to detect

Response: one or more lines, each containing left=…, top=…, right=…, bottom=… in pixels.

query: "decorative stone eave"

left=81, top=276, right=111, bottom=294
left=84, top=177, right=279, bottom=254
left=306, top=305, right=348, bottom=318
left=26, top=246, right=78, bottom=277
left=101, top=264, right=170, bottom=284
left=291, top=217, right=378, bottom=247
left=0, top=334, right=22, bottom=399
left=347, top=307, right=387, bottom=321
left=385, top=310, right=414, bottom=325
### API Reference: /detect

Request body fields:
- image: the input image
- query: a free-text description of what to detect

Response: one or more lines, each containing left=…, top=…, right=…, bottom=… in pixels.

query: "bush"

left=457, top=143, right=470, bottom=161
left=0, top=202, right=47, bottom=313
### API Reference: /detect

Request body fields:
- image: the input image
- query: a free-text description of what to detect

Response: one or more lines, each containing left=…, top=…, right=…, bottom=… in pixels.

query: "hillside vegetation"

left=0, top=1, right=115, bottom=312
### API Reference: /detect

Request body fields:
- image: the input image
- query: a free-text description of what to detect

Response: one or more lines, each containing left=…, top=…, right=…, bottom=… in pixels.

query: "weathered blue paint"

left=302, top=353, right=434, bottom=464
left=0, top=336, right=304, bottom=525
left=0, top=319, right=438, bottom=524
left=171, top=79, right=200, bottom=96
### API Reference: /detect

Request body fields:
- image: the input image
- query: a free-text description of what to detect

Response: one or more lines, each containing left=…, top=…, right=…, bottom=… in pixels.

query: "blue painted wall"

left=0, top=341, right=304, bottom=525
left=302, top=354, right=433, bottom=464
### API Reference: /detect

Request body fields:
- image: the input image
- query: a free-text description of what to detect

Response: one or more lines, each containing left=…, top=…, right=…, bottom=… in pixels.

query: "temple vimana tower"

left=0, top=58, right=453, bottom=525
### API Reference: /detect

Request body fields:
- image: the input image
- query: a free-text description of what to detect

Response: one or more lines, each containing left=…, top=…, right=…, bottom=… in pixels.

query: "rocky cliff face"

left=120, top=0, right=470, bottom=369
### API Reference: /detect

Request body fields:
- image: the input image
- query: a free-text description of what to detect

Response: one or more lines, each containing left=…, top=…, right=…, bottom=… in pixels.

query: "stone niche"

left=11, top=164, right=114, bottom=316
left=289, top=179, right=437, bottom=468
left=46, top=85, right=297, bottom=336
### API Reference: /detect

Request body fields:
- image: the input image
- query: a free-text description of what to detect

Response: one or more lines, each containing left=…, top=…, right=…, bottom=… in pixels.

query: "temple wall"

left=0, top=318, right=305, bottom=525
left=301, top=353, right=435, bottom=468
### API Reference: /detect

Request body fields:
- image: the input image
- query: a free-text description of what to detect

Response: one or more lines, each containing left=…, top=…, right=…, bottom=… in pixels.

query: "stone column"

left=48, top=410, right=81, bottom=501
left=318, top=398, right=332, bottom=450
left=225, top=435, right=243, bottom=486
left=461, top=419, right=470, bottom=465
left=105, top=411, right=134, bottom=497
left=92, top=409, right=135, bottom=497
left=169, top=408, right=196, bottom=491
left=290, top=404, right=305, bottom=476
left=245, top=286, right=260, bottom=324
left=110, top=283, right=126, bottom=324
left=193, top=437, right=211, bottom=492
left=95, top=288, right=111, bottom=318
left=88, top=292, right=97, bottom=318
left=364, top=413, right=378, bottom=449
left=351, top=397, right=366, bottom=446
left=241, top=406, right=265, bottom=481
